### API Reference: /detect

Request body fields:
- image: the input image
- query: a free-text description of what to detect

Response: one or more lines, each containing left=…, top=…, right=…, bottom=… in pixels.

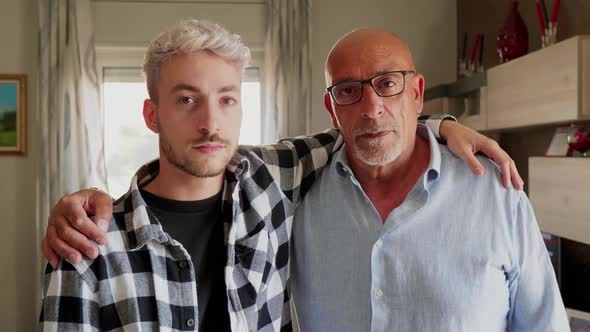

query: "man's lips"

left=192, top=144, right=225, bottom=153
left=358, top=131, right=391, bottom=139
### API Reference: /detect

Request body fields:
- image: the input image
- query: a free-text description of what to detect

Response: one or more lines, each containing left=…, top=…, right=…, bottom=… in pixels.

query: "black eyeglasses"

left=326, top=70, right=416, bottom=106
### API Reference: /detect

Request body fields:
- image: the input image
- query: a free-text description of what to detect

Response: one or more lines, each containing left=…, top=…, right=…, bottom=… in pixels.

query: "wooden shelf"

left=461, top=86, right=487, bottom=131
left=487, top=36, right=590, bottom=130
left=567, top=308, right=590, bottom=322
left=422, top=87, right=487, bottom=131
left=528, top=157, right=590, bottom=245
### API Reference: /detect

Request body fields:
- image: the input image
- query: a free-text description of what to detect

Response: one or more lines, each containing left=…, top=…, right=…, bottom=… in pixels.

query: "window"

left=103, top=76, right=155, bottom=198
left=241, top=67, right=262, bottom=145
left=101, top=60, right=263, bottom=198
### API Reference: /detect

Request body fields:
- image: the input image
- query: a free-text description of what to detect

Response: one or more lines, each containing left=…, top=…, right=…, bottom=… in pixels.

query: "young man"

left=291, top=29, right=568, bottom=331
left=39, top=20, right=523, bottom=331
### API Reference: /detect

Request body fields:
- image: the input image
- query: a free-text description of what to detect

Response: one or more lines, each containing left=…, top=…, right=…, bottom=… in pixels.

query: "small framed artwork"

left=0, top=74, right=27, bottom=155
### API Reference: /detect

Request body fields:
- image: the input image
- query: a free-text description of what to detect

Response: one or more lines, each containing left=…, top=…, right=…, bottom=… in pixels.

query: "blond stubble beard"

left=159, top=127, right=237, bottom=178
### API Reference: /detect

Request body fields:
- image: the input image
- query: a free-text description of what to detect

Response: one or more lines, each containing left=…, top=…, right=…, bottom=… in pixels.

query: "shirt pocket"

left=234, top=228, right=272, bottom=294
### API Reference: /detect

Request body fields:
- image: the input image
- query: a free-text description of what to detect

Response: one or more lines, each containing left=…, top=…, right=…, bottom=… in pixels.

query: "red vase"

left=496, top=0, right=529, bottom=63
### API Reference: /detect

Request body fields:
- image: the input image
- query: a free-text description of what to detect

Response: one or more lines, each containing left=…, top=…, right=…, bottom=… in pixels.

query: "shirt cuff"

left=418, top=114, right=457, bottom=140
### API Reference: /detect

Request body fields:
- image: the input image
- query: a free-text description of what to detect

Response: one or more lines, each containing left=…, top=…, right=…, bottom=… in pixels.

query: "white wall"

left=92, top=0, right=266, bottom=48
left=0, top=0, right=40, bottom=330
left=309, top=0, right=457, bottom=133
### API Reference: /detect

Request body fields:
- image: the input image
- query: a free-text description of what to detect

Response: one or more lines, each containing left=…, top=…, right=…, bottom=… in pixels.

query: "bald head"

left=321, top=28, right=426, bottom=170
left=325, top=29, right=415, bottom=86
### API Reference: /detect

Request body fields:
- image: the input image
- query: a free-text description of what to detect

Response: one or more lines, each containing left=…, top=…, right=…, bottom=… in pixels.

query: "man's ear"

left=143, top=99, right=159, bottom=133
left=324, top=93, right=339, bottom=128
left=411, top=73, right=425, bottom=115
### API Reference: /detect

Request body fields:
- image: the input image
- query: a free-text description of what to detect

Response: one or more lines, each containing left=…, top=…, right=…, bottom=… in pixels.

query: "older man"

left=290, top=29, right=568, bottom=331
left=40, top=20, right=523, bottom=332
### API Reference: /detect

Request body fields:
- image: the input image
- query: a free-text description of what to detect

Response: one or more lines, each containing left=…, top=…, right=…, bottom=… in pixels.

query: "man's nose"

left=196, top=99, right=220, bottom=135
left=359, top=84, right=384, bottom=119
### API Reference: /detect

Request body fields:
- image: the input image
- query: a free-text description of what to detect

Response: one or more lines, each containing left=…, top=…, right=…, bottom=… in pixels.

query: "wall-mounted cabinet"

left=423, top=73, right=487, bottom=131
left=425, top=35, right=590, bottom=132
left=422, top=89, right=487, bottom=131
left=487, top=36, right=590, bottom=130
left=462, top=86, right=487, bottom=131
left=528, top=157, right=590, bottom=245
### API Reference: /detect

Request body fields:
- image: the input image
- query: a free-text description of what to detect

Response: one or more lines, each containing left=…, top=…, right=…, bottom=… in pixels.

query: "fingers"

left=479, top=140, right=524, bottom=190
left=42, top=237, right=59, bottom=269
left=447, top=125, right=524, bottom=190
left=66, top=202, right=106, bottom=245
left=89, top=191, right=114, bottom=233
left=42, top=189, right=113, bottom=267
left=510, top=160, right=524, bottom=190
left=500, top=160, right=511, bottom=189
left=462, top=148, right=484, bottom=176
left=46, top=224, right=83, bottom=265
left=53, top=215, right=100, bottom=259
left=477, top=140, right=509, bottom=187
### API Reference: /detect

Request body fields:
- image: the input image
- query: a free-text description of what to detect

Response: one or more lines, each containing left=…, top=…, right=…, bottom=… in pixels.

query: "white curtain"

left=263, top=0, right=313, bottom=141
left=36, top=0, right=106, bottom=253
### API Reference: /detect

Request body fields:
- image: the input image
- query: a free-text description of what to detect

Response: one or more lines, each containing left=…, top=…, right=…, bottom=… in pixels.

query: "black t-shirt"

left=140, top=188, right=231, bottom=331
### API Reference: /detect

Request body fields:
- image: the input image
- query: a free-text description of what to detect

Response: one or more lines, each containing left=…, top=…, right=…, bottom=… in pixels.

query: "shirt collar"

left=227, top=149, right=250, bottom=176
left=334, top=124, right=441, bottom=189
left=119, top=156, right=243, bottom=250
left=419, top=124, right=441, bottom=189
left=334, top=146, right=353, bottom=177
left=116, top=158, right=168, bottom=250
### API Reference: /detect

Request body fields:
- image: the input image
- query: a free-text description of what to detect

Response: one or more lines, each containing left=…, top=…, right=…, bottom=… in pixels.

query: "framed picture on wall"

left=0, top=74, right=27, bottom=155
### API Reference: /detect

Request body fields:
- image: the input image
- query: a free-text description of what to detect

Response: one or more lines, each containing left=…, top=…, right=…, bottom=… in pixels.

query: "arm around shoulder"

left=242, top=129, right=343, bottom=204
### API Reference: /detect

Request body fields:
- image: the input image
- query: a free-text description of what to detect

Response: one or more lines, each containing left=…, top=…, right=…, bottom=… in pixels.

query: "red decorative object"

left=568, top=129, right=590, bottom=155
left=497, top=0, right=529, bottom=63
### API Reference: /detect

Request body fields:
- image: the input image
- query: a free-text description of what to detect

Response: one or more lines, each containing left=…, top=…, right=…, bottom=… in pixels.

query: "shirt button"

left=375, top=240, right=383, bottom=248
left=376, top=288, right=384, bottom=298
left=178, top=260, right=188, bottom=269
left=186, top=318, right=195, bottom=327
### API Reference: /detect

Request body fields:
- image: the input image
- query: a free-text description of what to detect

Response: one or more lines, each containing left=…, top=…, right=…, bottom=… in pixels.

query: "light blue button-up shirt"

left=291, top=125, right=569, bottom=332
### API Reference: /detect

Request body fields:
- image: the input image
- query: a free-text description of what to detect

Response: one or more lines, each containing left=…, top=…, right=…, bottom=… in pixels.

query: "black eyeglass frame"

left=326, top=70, right=416, bottom=106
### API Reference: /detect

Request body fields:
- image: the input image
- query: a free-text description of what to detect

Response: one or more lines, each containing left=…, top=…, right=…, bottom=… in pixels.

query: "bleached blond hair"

left=143, top=19, right=251, bottom=100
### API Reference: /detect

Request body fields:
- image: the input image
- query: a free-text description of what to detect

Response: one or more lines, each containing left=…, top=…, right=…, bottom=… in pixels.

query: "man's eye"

left=222, top=97, right=237, bottom=105
left=338, top=87, right=355, bottom=96
left=178, top=97, right=196, bottom=105
left=380, top=80, right=397, bottom=88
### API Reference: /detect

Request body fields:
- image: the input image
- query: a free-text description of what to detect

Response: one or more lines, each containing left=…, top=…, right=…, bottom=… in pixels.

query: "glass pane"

left=240, top=81, right=261, bottom=145
left=333, top=83, right=362, bottom=105
left=373, top=72, right=404, bottom=95
left=103, top=82, right=157, bottom=198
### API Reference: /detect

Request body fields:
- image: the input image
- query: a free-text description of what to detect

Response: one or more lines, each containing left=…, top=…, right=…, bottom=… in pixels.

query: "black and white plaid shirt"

left=40, top=118, right=447, bottom=332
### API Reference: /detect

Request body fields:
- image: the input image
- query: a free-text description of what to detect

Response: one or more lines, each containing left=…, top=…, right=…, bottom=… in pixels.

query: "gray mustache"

left=352, top=124, right=396, bottom=136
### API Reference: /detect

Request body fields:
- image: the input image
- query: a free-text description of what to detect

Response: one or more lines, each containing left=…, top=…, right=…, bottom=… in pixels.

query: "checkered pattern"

left=39, top=129, right=342, bottom=332
left=39, top=117, right=448, bottom=332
